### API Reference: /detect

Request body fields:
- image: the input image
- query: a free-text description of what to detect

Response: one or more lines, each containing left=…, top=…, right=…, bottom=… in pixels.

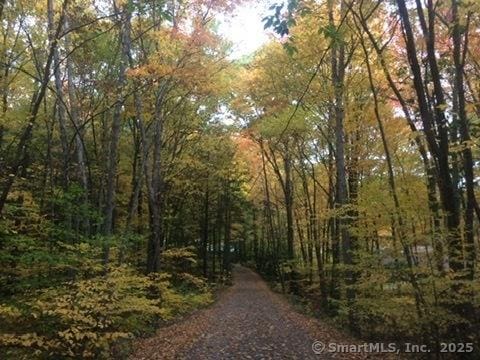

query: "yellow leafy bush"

left=0, top=265, right=212, bottom=359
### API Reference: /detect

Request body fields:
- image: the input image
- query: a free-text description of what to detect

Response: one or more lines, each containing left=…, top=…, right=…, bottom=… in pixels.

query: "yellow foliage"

left=0, top=265, right=212, bottom=358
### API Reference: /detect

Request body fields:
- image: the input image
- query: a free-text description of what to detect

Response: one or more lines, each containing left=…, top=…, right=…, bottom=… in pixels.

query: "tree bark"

left=147, top=89, right=166, bottom=273
left=451, top=0, right=476, bottom=278
left=0, top=0, right=69, bottom=216
left=395, top=0, right=462, bottom=272
left=49, top=0, right=70, bottom=190
left=103, top=0, right=131, bottom=264
left=202, top=184, right=209, bottom=278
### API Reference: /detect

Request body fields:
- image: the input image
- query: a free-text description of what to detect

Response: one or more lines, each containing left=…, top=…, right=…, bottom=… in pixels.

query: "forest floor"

left=131, top=265, right=391, bottom=359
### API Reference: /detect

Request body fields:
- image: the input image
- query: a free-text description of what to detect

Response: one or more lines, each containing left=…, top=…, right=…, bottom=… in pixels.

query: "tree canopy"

left=0, top=0, right=479, bottom=358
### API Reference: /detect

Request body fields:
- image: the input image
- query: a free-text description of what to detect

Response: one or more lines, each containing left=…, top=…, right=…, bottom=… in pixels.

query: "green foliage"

left=0, top=264, right=212, bottom=359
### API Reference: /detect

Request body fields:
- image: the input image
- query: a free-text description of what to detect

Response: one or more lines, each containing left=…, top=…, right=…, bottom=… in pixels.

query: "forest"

left=0, top=0, right=479, bottom=358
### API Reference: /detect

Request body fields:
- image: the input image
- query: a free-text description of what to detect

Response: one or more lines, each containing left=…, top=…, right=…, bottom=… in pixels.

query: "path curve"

left=132, top=265, right=369, bottom=359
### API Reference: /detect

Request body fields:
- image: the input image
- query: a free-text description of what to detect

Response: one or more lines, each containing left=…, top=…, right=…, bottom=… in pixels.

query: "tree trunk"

left=361, top=39, right=425, bottom=319
left=451, top=0, right=476, bottom=278
left=284, top=152, right=295, bottom=260
left=328, top=0, right=352, bottom=304
left=0, top=0, right=68, bottom=216
left=65, top=17, right=90, bottom=233
left=103, top=0, right=131, bottom=264
left=395, top=0, right=462, bottom=272
left=202, top=185, right=209, bottom=278
left=223, top=180, right=231, bottom=274
left=147, top=89, right=166, bottom=273
left=49, top=0, right=70, bottom=191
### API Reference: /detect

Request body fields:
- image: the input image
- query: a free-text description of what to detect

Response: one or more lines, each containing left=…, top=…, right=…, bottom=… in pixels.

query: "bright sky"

left=217, top=0, right=276, bottom=59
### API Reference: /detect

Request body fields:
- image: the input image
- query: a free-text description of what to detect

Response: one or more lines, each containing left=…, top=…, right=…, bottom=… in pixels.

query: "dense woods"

left=0, top=0, right=479, bottom=358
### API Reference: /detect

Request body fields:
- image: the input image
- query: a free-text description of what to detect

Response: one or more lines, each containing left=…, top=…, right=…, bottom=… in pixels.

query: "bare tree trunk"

left=126, top=122, right=141, bottom=228
left=284, top=151, right=295, bottom=260
left=146, top=89, right=166, bottom=273
left=259, top=140, right=280, bottom=280
left=202, top=184, right=209, bottom=278
left=451, top=0, right=476, bottom=278
left=395, top=0, right=462, bottom=271
left=49, top=0, right=69, bottom=190
left=65, top=17, right=89, bottom=233
left=351, top=6, right=446, bottom=273
left=328, top=0, right=353, bottom=305
left=295, top=211, right=307, bottom=265
left=103, top=0, right=131, bottom=264
left=0, top=0, right=68, bottom=216
left=223, top=179, right=231, bottom=275
left=361, top=38, right=425, bottom=318
left=252, top=207, right=259, bottom=268
left=123, top=5, right=152, bottom=242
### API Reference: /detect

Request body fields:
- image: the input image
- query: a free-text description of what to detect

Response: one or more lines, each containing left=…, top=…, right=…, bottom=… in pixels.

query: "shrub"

left=0, top=265, right=212, bottom=359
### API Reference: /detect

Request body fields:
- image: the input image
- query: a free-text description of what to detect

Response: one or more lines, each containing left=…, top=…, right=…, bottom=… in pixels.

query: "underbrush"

left=0, top=247, right=213, bottom=359
left=252, top=260, right=480, bottom=359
